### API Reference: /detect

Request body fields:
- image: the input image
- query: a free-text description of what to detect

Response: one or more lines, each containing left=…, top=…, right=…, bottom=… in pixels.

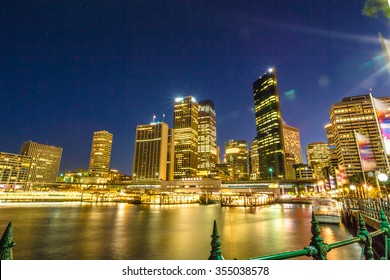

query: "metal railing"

left=0, top=221, right=15, bottom=260
left=208, top=209, right=390, bottom=260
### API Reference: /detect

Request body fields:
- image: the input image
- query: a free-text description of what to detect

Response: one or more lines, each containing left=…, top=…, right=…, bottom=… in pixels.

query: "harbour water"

left=1, top=202, right=362, bottom=260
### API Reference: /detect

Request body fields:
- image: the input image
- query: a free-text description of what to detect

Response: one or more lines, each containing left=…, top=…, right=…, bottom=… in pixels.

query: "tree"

left=363, top=0, right=390, bottom=19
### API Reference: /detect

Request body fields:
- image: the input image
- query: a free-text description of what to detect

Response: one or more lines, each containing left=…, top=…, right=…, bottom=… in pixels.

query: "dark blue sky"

left=1, top=1, right=390, bottom=174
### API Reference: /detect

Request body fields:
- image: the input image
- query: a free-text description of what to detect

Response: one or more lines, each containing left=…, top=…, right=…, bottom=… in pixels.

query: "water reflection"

left=1, top=202, right=362, bottom=260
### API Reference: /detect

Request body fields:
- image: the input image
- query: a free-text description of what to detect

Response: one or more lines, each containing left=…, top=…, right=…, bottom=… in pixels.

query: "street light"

left=269, top=168, right=273, bottom=181
left=350, top=185, right=356, bottom=198
left=378, top=173, right=389, bottom=201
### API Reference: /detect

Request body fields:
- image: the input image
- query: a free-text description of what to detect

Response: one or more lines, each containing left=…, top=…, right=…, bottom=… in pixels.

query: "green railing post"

left=208, top=220, right=224, bottom=260
left=379, top=209, right=390, bottom=260
left=0, top=221, right=15, bottom=260
left=356, top=212, right=374, bottom=260
left=305, top=212, right=330, bottom=260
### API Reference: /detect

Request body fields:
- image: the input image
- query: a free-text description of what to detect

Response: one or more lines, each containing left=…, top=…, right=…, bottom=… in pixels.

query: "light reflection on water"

left=1, top=202, right=361, bottom=260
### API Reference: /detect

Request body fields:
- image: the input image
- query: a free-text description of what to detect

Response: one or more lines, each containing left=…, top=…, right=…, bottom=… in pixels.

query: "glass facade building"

left=198, top=100, right=218, bottom=176
left=253, top=68, right=286, bottom=180
left=174, top=96, right=199, bottom=179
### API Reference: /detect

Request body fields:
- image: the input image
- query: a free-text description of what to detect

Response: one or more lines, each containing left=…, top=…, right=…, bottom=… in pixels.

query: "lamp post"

left=350, top=185, right=356, bottom=198
left=378, top=173, right=389, bottom=202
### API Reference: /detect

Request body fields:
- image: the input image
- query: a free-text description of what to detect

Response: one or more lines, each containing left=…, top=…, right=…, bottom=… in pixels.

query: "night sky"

left=1, top=1, right=390, bottom=174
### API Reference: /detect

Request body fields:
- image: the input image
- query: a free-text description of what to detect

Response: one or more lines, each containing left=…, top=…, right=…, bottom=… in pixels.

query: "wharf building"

left=20, top=141, right=63, bottom=183
left=253, top=68, right=286, bottom=180
left=225, top=140, right=249, bottom=180
left=173, top=96, right=199, bottom=179
left=329, top=94, right=389, bottom=176
left=88, top=130, right=113, bottom=178
left=0, top=152, right=32, bottom=187
left=198, top=100, right=218, bottom=177
left=132, top=122, right=174, bottom=181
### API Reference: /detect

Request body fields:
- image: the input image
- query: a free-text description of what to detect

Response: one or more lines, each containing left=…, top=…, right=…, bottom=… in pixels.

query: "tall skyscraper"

left=198, top=100, right=218, bottom=176
left=132, top=122, right=174, bottom=181
left=20, top=141, right=63, bottom=183
left=330, top=94, right=389, bottom=176
left=306, top=142, right=330, bottom=179
left=0, top=152, right=32, bottom=185
left=173, top=96, right=199, bottom=179
left=88, top=130, right=113, bottom=178
left=253, top=68, right=286, bottom=180
left=225, top=140, right=248, bottom=180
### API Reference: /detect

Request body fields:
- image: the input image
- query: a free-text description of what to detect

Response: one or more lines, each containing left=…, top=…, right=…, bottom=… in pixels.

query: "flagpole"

left=354, top=130, right=368, bottom=199
left=370, top=93, right=390, bottom=173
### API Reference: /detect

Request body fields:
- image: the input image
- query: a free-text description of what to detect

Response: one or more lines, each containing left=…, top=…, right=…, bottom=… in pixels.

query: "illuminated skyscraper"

left=253, top=68, right=286, bottom=180
left=225, top=140, right=248, bottom=180
left=174, top=96, right=199, bottom=179
left=88, top=130, right=113, bottom=178
left=198, top=100, right=217, bottom=176
left=329, top=94, right=389, bottom=176
left=20, top=141, right=62, bottom=183
left=132, top=122, right=174, bottom=181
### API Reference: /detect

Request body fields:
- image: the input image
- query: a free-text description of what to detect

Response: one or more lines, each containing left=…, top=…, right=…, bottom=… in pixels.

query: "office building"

left=253, top=68, right=286, bottom=180
left=283, top=121, right=302, bottom=179
left=0, top=152, right=32, bottom=185
left=325, top=123, right=338, bottom=177
left=306, top=142, right=330, bottom=179
left=173, top=96, right=199, bottom=179
left=198, top=100, right=218, bottom=176
left=293, top=163, right=314, bottom=180
left=88, top=130, right=113, bottom=178
left=250, top=139, right=260, bottom=180
left=132, top=122, right=174, bottom=181
left=20, top=141, right=63, bottom=183
left=329, top=94, right=389, bottom=176
left=225, top=139, right=248, bottom=180
left=283, top=121, right=303, bottom=164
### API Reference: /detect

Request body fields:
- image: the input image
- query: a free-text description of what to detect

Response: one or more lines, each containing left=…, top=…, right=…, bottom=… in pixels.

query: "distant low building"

left=0, top=152, right=32, bottom=187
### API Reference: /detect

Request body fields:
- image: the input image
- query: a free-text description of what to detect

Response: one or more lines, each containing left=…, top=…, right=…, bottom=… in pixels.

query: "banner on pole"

left=355, top=131, right=377, bottom=171
left=372, top=97, right=390, bottom=155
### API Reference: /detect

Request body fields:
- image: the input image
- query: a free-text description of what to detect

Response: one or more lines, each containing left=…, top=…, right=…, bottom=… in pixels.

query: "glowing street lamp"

left=269, top=168, right=273, bottom=181
left=378, top=173, right=389, bottom=200
left=350, top=185, right=356, bottom=198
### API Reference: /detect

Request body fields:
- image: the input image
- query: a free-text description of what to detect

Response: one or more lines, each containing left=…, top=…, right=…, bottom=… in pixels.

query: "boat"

left=312, top=198, right=341, bottom=224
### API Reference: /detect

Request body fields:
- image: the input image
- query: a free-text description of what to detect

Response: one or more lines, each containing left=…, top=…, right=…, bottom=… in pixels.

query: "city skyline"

left=1, top=1, right=390, bottom=174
